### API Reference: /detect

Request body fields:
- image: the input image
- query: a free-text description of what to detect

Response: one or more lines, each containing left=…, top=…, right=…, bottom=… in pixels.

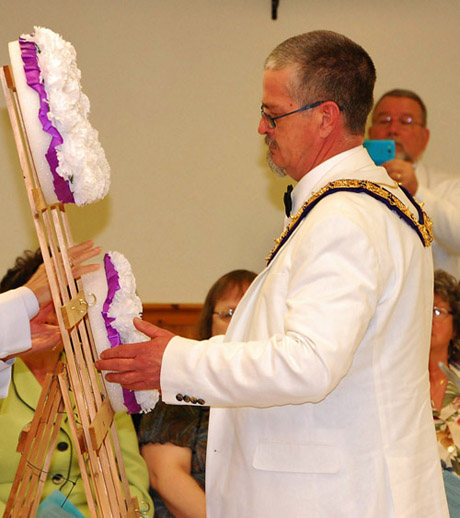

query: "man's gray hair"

left=264, top=30, right=376, bottom=135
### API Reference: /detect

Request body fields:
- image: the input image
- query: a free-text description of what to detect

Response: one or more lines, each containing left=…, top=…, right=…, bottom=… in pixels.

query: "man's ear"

left=422, top=127, right=430, bottom=151
left=317, top=101, right=342, bottom=137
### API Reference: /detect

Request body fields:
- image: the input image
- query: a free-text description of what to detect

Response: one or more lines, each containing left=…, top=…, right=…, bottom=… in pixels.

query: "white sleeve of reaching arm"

left=0, top=287, right=39, bottom=397
left=0, top=358, right=15, bottom=399
left=0, top=287, right=38, bottom=357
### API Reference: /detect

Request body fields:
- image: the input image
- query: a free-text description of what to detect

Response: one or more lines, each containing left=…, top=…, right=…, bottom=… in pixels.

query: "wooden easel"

left=1, top=64, right=142, bottom=518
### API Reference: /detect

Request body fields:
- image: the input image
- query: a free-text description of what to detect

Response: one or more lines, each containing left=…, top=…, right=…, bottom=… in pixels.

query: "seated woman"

left=430, top=269, right=460, bottom=471
left=139, top=269, right=257, bottom=518
left=0, top=249, right=153, bottom=518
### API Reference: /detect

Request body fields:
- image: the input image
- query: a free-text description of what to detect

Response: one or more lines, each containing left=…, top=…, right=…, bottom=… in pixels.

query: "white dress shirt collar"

left=284, top=146, right=368, bottom=227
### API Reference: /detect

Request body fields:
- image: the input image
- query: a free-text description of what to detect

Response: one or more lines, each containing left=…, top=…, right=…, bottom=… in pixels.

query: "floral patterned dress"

left=432, top=364, right=460, bottom=475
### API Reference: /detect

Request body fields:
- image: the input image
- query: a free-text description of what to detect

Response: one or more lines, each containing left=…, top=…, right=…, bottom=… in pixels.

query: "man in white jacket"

left=368, top=89, right=460, bottom=278
left=97, top=31, right=449, bottom=517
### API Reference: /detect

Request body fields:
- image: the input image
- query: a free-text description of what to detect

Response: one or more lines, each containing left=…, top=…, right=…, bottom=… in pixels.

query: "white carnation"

left=106, top=251, right=147, bottom=344
left=104, top=251, right=159, bottom=413
left=29, top=26, right=110, bottom=205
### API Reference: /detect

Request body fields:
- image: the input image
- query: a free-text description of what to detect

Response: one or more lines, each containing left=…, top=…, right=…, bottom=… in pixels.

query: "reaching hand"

left=24, top=240, right=101, bottom=307
left=24, top=262, right=50, bottom=308
left=29, top=302, right=61, bottom=353
left=95, top=318, right=175, bottom=391
left=68, top=240, right=102, bottom=279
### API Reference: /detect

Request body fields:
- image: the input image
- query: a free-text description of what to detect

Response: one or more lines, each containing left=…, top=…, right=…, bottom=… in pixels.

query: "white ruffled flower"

left=105, top=251, right=159, bottom=412
left=26, top=26, right=110, bottom=205
left=106, top=251, right=148, bottom=344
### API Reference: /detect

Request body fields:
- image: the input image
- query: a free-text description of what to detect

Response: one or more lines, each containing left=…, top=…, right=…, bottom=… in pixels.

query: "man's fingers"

left=133, top=318, right=165, bottom=338
left=103, top=371, right=159, bottom=391
left=120, top=381, right=159, bottom=391
left=94, top=327, right=170, bottom=389
left=95, top=345, right=148, bottom=376
left=98, top=343, right=143, bottom=361
left=134, top=318, right=176, bottom=345
left=104, top=370, right=137, bottom=383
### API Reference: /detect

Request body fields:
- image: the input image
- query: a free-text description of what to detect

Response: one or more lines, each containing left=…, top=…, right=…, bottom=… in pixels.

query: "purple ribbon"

left=19, top=37, right=75, bottom=204
left=102, top=254, right=141, bottom=414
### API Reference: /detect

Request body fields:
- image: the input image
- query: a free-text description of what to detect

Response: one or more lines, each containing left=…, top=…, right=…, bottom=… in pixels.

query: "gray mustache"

left=265, top=136, right=279, bottom=149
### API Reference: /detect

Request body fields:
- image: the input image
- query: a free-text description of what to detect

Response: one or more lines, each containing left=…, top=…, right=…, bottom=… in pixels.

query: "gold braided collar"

left=266, top=179, right=433, bottom=265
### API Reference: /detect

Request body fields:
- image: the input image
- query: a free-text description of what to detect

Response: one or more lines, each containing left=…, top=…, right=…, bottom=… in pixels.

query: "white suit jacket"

left=415, top=162, right=460, bottom=279
left=0, top=287, right=36, bottom=398
left=162, top=147, right=449, bottom=517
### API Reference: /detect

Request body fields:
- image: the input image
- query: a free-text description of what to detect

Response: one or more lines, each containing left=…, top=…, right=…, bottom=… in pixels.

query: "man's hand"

left=25, top=240, right=101, bottom=307
left=381, top=158, right=419, bottom=195
left=95, top=318, right=175, bottom=391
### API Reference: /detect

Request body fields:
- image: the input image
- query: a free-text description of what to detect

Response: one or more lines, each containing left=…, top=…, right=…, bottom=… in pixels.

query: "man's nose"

left=258, top=116, right=271, bottom=135
left=387, top=119, right=401, bottom=135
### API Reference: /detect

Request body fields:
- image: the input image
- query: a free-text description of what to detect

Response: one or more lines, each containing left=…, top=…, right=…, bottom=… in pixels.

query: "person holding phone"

left=368, top=89, right=460, bottom=279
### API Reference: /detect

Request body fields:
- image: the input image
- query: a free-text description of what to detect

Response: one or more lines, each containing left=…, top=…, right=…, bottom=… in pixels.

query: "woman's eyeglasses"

left=213, top=308, right=235, bottom=320
left=433, top=306, right=453, bottom=321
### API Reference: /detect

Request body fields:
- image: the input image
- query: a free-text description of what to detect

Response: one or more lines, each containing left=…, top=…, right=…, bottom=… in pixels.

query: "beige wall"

left=0, top=0, right=458, bottom=302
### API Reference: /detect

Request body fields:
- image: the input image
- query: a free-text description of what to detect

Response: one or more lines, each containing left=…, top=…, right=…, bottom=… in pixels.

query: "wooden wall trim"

left=142, top=303, right=203, bottom=339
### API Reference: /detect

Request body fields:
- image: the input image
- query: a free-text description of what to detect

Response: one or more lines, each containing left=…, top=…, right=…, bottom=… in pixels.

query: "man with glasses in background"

left=369, top=89, right=460, bottom=278
left=97, top=32, right=449, bottom=517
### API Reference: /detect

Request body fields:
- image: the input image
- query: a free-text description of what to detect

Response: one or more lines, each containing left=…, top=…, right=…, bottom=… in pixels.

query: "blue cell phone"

left=363, top=140, right=395, bottom=165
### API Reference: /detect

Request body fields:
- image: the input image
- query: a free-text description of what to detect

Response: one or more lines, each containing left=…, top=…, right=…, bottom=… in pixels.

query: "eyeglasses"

left=260, top=100, right=343, bottom=129
left=433, top=306, right=453, bottom=321
left=373, top=115, right=424, bottom=129
left=213, top=308, right=235, bottom=320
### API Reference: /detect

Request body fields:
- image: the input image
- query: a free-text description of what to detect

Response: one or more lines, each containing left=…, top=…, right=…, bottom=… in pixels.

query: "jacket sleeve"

left=0, top=287, right=38, bottom=398
left=160, top=198, right=386, bottom=408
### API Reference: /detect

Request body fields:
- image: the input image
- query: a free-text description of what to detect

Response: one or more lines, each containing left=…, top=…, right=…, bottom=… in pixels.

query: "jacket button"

left=190, top=397, right=197, bottom=404
left=176, top=394, right=184, bottom=402
left=57, top=442, right=68, bottom=451
left=197, top=399, right=206, bottom=405
left=183, top=395, right=191, bottom=403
